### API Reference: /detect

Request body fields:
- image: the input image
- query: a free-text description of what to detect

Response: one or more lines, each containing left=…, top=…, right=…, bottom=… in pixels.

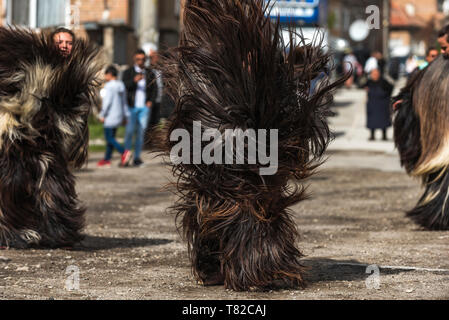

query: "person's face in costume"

left=134, top=53, right=146, bottom=69
left=53, top=32, right=73, bottom=57
left=438, top=35, right=449, bottom=59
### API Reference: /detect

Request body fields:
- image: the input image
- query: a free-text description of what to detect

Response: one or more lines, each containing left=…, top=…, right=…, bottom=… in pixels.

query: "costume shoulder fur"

left=0, top=27, right=103, bottom=248
left=393, top=55, right=449, bottom=230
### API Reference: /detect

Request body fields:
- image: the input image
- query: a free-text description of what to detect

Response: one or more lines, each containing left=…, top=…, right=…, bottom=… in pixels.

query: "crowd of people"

left=342, top=43, right=441, bottom=142
left=97, top=48, right=168, bottom=169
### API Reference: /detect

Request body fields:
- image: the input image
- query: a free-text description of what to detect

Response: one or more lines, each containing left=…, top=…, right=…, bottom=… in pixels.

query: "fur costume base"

left=153, top=0, right=348, bottom=290
left=174, top=177, right=308, bottom=291
left=406, top=168, right=449, bottom=230
left=0, top=27, right=102, bottom=247
left=393, top=56, right=449, bottom=230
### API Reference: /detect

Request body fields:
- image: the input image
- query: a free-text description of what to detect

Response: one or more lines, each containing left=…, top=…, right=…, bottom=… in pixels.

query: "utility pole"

left=382, top=0, right=390, bottom=60
left=136, top=0, right=158, bottom=48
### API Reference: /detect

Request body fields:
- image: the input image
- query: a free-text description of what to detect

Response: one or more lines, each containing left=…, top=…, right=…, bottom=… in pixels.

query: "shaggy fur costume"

left=393, top=56, right=449, bottom=230
left=153, top=0, right=348, bottom=291
left=0, top=27, right=102, bottom=248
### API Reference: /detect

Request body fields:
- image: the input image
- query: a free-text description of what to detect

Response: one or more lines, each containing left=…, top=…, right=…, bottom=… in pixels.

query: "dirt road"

left=0, top=151, right=448, bottom=300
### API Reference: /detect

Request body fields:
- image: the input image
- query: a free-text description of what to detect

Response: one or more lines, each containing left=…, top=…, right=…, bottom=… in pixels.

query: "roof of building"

left=390, top=1, right=427, bottom=28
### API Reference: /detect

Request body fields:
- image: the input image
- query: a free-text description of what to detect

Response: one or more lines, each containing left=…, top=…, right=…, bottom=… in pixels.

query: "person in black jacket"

left=122, top=49, right=157, bottom=166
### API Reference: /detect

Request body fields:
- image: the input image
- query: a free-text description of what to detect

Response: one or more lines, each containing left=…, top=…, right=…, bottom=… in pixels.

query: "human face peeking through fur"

left=53, top=32, right=73, bottom=57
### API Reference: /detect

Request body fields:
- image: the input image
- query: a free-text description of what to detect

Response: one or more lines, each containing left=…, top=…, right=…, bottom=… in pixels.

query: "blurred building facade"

left=2, top=0, right=449, bottom=64
left=158, top=0, right=182, bottom=49
left=328, top=0, right=386, bottom=57
left=390, top=0, right=445, bottom=57
left=327, top=0, right=446, bottom=59
left=0, top=0, right=182, bottom=66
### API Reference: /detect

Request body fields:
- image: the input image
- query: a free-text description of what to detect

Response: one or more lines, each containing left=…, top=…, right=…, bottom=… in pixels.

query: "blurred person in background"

left=97, top=66, right=131, bottom=168
left=408, top=47, right=439, bottom=79
left=365, top=68, right=393, bottom=141
left=405, top=54, right=418, bottom=77
left=365, top=51, right=385, bottom=75
left=122, top=49, right=157, bottom=167
left=421, top=47, right=439, bottom=69
left=438, top=25, right=449, bottom=59
left=342, top=49, right=362, bottom=89
left=148, top=46, right=164, bottom=129
left=158, top=52, right=176, bottom=123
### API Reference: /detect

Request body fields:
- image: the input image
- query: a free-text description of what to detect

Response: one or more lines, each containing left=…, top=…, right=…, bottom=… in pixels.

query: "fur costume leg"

left=393, top=56, right=449, bottom=230
left=153, top=0, right=348, bottom=291
left=0, top=27, right=102, bottom=247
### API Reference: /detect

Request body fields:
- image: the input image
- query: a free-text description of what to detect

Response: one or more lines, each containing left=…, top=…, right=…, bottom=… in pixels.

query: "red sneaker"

left=97, top=160, right=112, bottom=168
left=121, top=150, right=132, bottom=167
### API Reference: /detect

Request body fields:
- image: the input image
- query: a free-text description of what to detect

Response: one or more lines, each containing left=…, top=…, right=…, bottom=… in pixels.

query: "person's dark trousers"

left=150, top=103, right=161, bottom=127
left=382, top=128, right=387, bottom=140
left=370, top=128, right=387, bottom=141
left=145, top=102, right=161, bottom=149
left=104, top=127, right=125, bottom=161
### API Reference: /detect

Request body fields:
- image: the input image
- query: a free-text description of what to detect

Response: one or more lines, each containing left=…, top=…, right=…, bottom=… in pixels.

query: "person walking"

left=149, top=46, right=164, bottom=128
left=365, top=68, right=393, bottom=141
left=408, top=47, right=439, bottom=79
left=97, top=66, right=132, bottom=168
left=144, top=46, right=165, bottom=148
left=342, top=49, right=362, bottom=89
left=365, top=51, right=385, bottom=75
left=122, top=49, right=157, bottom=167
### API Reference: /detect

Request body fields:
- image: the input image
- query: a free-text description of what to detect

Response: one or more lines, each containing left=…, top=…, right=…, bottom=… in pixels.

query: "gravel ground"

left=0, top=151, right=448, bottom=300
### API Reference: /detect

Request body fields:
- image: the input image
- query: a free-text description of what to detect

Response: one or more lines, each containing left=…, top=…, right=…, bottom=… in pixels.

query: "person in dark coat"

left=365, top=68, right=393, bottom=141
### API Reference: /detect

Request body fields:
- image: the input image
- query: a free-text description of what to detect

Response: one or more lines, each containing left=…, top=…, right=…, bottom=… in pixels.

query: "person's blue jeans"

left=124, top=106, right=150, bottom=160
left=104, top=127, right=125, bottom=161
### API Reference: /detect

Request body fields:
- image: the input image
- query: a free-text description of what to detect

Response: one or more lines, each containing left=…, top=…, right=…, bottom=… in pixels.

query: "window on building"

left=37, top=0, right=66, bottom=28
left=10, top=0, right=67, bottom=28
left=438, top=0, right=449, bottom=13
left=175, top=0, right=181, bottom=17
left=11, top=0, right=30, bottom=26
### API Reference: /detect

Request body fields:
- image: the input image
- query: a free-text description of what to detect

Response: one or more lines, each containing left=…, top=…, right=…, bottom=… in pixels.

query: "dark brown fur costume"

left=0, top=27, right=102, bottom=248
left=393, top=56, right=449, bottom=230
left=153, top=0, right=348, bottom=291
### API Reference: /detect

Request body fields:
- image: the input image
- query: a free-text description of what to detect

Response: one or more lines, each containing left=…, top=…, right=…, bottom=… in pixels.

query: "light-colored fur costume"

left=0, top=27, right=102, bottom=247
left=393, top=55, right=449, bottom=230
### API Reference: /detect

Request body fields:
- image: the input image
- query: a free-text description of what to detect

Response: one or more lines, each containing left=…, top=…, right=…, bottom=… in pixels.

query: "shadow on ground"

left=71, top=235, right=173, bottom=251
left=302, top=257, right=411, bottom=283
left=331, top=99, right=353, bottom=108
left=332, top=131, right=346, bottom=138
